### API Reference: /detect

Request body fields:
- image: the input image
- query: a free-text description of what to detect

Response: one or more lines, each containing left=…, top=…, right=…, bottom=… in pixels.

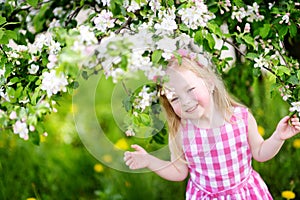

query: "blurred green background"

left=0, top=68, right=300, bottom=200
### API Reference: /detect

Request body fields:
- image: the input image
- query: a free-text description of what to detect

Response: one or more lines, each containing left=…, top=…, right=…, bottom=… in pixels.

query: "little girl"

left=123, top=54, right=300, bottom=199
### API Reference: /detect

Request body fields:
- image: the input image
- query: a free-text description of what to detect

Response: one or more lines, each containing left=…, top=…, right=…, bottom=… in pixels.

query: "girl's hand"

left=275, top=115, right=300, bottom=140
left=124, top=144, right=150, bottom=170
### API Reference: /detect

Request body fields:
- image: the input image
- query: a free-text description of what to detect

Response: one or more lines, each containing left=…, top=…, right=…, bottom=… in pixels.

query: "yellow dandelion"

left=114, top=138, right=129, bottom=150
left=282, top=190, right=296, bottom=200
left=26, top=198, right=37, bottom=200
left=102, top=154, right=113, bottom=163
left=40, top=135, right=46, bottom=143
left=125, top=181, right=131, bottom=188
left=257, top=125, right=265, bottom=136
left=292, top=139, right=300, bottom=149
left=94, top=163, right=104, bottom=173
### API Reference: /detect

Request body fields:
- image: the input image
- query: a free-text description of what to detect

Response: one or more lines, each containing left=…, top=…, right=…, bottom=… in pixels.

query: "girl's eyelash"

left=171, top=97, right=178, bottom=102
left=188, top=87, right=195, bottom=92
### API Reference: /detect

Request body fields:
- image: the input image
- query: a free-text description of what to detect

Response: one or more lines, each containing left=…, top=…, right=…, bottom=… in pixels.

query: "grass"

left=0, top=72, right=299, bottom=199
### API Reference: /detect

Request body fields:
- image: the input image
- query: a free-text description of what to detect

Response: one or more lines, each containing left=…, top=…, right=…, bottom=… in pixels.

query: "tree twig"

left=0, top=45, right=8, bottom=58
left=222, top=37, right=246, bottom=57
left=122, top=80, right=130, bottom=96
left=65, top=6, right=84, bottom=27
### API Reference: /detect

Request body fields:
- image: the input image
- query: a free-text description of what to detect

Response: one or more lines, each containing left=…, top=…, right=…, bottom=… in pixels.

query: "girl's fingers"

left=125, top=159, right=133, bottom=167
left=131, top=144, right=143, bottom=151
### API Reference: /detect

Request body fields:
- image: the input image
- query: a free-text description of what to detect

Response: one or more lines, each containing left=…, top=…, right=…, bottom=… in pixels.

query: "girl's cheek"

left=192, top=89, right=210, bottom=105
left=172, top=104, right=182, bottom=117
left=192, top=90, right=202, bottom=102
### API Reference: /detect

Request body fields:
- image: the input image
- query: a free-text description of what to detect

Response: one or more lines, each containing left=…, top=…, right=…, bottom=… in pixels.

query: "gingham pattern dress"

left=181, top=107, right=273, bottom=200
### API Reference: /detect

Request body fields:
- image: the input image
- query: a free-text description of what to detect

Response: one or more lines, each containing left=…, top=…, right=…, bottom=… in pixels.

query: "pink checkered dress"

left=181, top=107, right=273, bottom=200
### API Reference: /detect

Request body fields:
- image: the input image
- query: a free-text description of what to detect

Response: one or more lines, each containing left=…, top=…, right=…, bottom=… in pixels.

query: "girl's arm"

left=123, top=143, right=188, bottom=181
left=248, top=112, right=300, bottom=162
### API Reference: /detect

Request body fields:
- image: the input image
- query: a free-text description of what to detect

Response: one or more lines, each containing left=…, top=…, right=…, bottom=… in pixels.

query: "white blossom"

left=125, top=129, right=135, bottom=137
left=156, top=37, right=177, bottom=52
left=111, top=68, right=125, bottom=83
left=0, top=87, right=10, bottom=102
left=178, top=3, right=215, bottom=30
left=0, top=68, right=5, bottom=77
left=78, top=25, right=98, bottom=45
left=13, top=120, right=29, bottom=140
left=244, top=23, right=251, bottom=33
left=93, top=10, right=115, bottom=32
left=96, top=0, right=110, bottom=6
left=133, top=86, right=158, bottom=111
left=290, top=102, right=300, bottom=115
left=126, top=0, right=141, bottom=12
left=41, top=70, right=68, bottom=97
left=9, top=111, right=17, bottom=120
left=232, top=3, right=264, bottom=23
left=149, top=0, right=161, bottom=12
left=268, top=2, right=275, bottom=10
left=47, top=54, right=58, bottom=69
left=280, top=13, right=290, bottom=24
left=29, top=64, right=39, bottom=74
left=29, top=125, right=35, bottom=132
left=144, top=65, right=165, bottom=81
left=254, top=55, right=269, bottom=69
left=231, top=6, right=246, bottom=22
left=154, top=6, right=177, bottom=33
left=128, top=50, right=152, bottom=72
left=53, top=7, right=64, bottom=17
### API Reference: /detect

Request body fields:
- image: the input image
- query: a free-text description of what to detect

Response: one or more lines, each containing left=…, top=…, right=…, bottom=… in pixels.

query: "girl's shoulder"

left=230, top=106, right=249, bottom=122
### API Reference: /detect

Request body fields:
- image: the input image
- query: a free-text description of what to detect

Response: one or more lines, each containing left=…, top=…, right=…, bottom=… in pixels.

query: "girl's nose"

left=181, top=96, right=192, bottom=107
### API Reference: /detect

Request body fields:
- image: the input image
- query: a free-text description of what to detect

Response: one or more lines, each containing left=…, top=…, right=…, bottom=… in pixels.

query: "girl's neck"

left=190, top=105, right=225, bottom=129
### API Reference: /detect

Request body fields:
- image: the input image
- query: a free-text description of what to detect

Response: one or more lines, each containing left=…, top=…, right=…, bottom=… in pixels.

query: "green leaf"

left=276, top=66, right=290, bottom=76
left=194, top=30, right=203, bottom=45
left=31, top=88, right=40, bottom=105
left=242, top=35, right=255, bottom=49
left=8, top=77, right=19, bottom=85
left=0, top=29, right=4, bottom=40
left=151, top=50, right=162, bottom=64
left=179, top=23, right=189, bottom=32
left=5, top=30, right=18, bottom=40
left=0, top=16, right=6, bottom=26
left=289, top=23, right=297, bottom=37
left=120, top=55, right=128, bottom=69
left=167, top=0, right=174, bottom=6
left=139, top=113, right=151, bottom=126
left=81, top=71, right=89, bottom=80
left=0, top=32, right=8, bottom=44
left=260, top=24, right=271, bottom=39
left=278, top=26, right=288, bottom=39
left=253, top=67, right=261, bottom=77
left=207, top=22, right=222, bottom=38
left=287, top=75, right=299, bottom=85
left=205, top=33, right=215, bottom=50
left=27, top=0, right=39, bottom=7
left=127, top=12, right=136, bottom=19
left=152, top=132, right=165, bottom=144
left=232, top=0, right=245, bottom=7
left=122, top=96, right=132, bottom=112
left=221, top=45, right=229, bottom=50
left=245, top=52, right=259, bottom=60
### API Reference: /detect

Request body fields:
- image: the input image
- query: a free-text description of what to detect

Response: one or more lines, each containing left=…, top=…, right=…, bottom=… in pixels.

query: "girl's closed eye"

left=188, top=87, right=195, bottom=92
left=171, top=97, right=179, bottom=103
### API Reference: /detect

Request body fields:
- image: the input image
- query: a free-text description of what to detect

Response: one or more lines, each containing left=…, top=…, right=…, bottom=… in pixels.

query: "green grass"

left=0, top=72, right=299, bottom=200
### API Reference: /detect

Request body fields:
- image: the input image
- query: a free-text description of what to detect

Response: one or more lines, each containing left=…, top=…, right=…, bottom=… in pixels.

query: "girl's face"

left=165, top=68, right=213, bottom=121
